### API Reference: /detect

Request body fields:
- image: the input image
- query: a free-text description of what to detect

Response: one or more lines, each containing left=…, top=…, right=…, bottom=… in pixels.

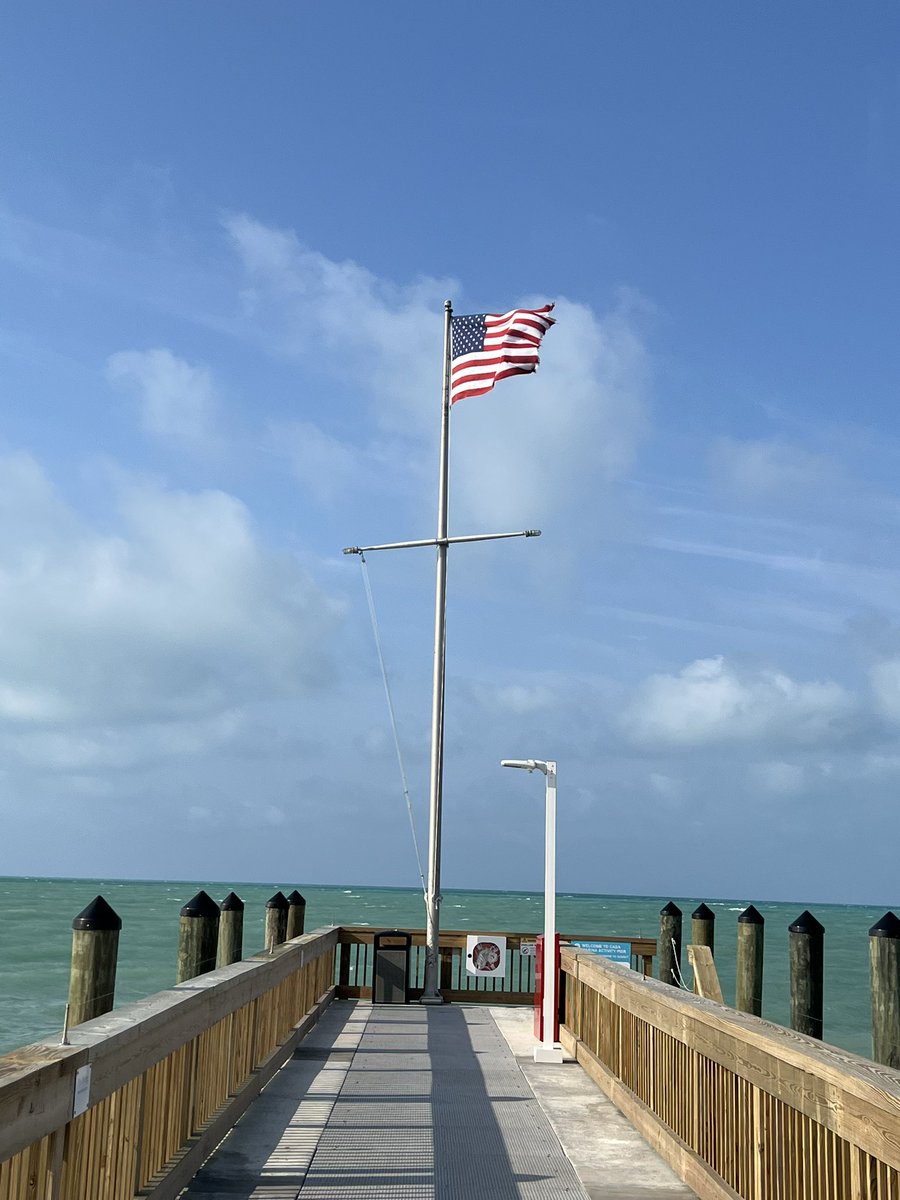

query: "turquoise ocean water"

left=0, top=876, right=892, bottom=1060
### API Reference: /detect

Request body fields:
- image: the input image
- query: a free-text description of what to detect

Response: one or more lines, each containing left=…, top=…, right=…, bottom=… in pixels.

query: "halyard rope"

left=359, top=553, right=427, bottom=896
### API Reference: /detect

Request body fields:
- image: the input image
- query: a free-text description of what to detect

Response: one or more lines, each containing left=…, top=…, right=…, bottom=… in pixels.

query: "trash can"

left=372, top=930, right=412, bottom=1003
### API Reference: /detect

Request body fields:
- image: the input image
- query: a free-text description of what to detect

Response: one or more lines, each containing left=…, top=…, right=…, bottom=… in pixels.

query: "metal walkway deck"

left=180, top=1001, right=693, bottom=1200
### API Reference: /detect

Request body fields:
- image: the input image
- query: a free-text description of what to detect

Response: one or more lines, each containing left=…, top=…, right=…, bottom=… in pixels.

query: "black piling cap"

left=692, top=903, right=715, bottom=921
left=869, top=911, right=900, bottom=939
left=788, top=909, right=824, bottom=935
left=180, top=890, right=220, bottom=919
left=286, top=890, right=306, bottom=906
left=738, top=904, right=765, bottom=925
left=266, top=891, right=289, bottom=910
left=72, top=895, right=122, bottom=932
left=660, top=901, right=682, bottom=917
left=220, top=892, right=244, bottom=912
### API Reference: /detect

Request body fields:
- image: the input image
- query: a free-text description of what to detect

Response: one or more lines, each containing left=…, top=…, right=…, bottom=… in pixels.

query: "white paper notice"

left=73, top=1065, right=91, bottom=1117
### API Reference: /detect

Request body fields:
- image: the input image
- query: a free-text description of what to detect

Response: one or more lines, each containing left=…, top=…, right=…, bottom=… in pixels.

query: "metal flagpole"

left=420, top=299, right=453, bottom=1004
left=343, top=299, right=550, bottom=1003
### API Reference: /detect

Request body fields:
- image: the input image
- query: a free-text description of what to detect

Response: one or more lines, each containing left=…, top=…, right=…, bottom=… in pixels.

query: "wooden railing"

left=0, top=926, right=338, bottom=1200
left=560, top=945, right=900, bottom=1200
left=337, top=926, right=656, bottom=1003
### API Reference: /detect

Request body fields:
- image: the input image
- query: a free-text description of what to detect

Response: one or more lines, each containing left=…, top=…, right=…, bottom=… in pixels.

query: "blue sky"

left=2, top=4, right=900, bottom=903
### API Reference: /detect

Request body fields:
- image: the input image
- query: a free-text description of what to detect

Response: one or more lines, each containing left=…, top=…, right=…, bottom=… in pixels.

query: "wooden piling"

left=869, top=910, right=900, bottom=1068
left=735, top=904, right=764, bottom=1016
left=67, top=896, right=122, bottom=1026
left=217, top=892, right=244, bottom=967
left=265, top=891, right=289, bottom=952
left=691, top=903, right=715, bottom=955
left=789, top=909, right=824, bottom=1039
left=690, top=905, right=715, bottom=994
left=658, top=902, right=682, bottom=987
left=176, top=890, right=220, bottom=983
left=286, top=890, right=306, bottom=940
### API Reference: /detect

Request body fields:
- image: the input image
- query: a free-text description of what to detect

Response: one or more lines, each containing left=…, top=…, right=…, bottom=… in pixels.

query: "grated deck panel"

left=183, top=1001, right=588, bottom=1199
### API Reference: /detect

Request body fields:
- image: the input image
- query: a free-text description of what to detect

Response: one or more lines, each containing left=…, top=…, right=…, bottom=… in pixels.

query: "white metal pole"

left=421, top=299, right=453, bottom=1004
left=536, top=761, right=563, bottom=1062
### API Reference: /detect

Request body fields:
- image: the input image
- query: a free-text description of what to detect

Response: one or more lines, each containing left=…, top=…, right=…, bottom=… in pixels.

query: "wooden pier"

left=2, top=924, right=900, bottom=1199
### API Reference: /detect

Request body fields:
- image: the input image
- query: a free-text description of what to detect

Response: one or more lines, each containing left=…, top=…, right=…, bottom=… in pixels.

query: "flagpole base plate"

left=419, top=994, right=445, bottom=1006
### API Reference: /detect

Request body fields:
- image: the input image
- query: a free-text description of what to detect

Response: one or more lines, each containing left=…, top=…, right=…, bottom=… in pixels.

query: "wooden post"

left=736, top=904, right=765, bottom=1015
left=176, top=891, right=220, bottom=983
left=789, top=909, right=824, bottom=1039
left=286, top=890, right=306, bottom=940
left=658, top=901, right=683, bottom=987
left=265, top=891, right=289, bottom=952
left=68, top=896, right=122, bottom=1026
left=217, top=892, right=244, bottom=967
left=691, top=903, right=715, bottom=956
left=869, top=910, right=900, bottom=1068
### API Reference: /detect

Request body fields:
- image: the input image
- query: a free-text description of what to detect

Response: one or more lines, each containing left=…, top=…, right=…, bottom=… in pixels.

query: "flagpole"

left=421, top=298, right=453, bottom=1004
left=343, top=300, right=552, bottom=1001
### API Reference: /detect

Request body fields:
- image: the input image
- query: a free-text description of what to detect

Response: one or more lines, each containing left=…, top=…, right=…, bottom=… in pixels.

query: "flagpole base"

left=419, top=993, right=445, bottom=1006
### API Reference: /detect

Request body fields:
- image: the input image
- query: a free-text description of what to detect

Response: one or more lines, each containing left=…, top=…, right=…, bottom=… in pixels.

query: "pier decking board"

left=180, top=1001, right=695, bottom=1200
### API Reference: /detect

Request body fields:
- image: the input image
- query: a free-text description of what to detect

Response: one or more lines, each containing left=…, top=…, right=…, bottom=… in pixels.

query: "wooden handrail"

left=339, top=925, right=656, bottom=953
left=559, top=945, right=900, bottom=1199
left=0, top=927, right=338, bottom=1200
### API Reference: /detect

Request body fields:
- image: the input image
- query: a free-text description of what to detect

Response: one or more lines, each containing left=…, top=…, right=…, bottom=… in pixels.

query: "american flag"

left=450, top=304, right=555, bottom=405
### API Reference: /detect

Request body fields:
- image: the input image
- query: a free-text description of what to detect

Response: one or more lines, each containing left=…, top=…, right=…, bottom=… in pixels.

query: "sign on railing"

left=570, top=939, right=632, bottom=966
left=466, top=934, right=507, bottom=977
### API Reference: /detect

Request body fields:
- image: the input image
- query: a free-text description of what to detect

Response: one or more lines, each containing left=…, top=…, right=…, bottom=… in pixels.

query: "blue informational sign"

left=571, top=940, right=632, bottom=965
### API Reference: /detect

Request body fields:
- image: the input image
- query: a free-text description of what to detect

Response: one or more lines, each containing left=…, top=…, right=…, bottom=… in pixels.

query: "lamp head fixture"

left=501, top=759, right=548, bottom=774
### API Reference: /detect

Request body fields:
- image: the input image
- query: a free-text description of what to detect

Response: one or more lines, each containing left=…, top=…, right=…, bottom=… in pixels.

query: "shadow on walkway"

left=183, top=1001, right=586, bottom=1199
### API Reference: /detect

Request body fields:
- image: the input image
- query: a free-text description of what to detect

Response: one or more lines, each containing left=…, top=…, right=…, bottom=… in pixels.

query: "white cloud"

left=224, top=215, right=650, bottom=531
left=268, top=420, right=362, bottom=504
left=870, top=657, right=900, bottom=721
left=648, top=772, right=685, bottom=804
left=265, top=419, right=417, bottom=508
left=709, top=437, right=838, bottom=502
left=0, top=454, right=343, bottom=771
left=753, top=760, right=807, bottom=797
left=106, top=348, right=218, bottom=443
left=493, top=684, right=554, bottom=715
left=452, top=294, right=650, bottom=528
left=622, top=655, right=855, bottom=747
left=225, top=213, right=450, bottom=438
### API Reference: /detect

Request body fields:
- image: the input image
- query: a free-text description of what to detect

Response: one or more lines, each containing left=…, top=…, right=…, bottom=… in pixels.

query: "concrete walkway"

left=179, top=1000, right=695, bottom=1200
left=490, top=1007, right=694, bottom=1200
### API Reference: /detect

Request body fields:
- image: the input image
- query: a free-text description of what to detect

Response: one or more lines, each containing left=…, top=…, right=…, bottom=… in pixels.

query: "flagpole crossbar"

left=343, top=529, right=540, bottom=556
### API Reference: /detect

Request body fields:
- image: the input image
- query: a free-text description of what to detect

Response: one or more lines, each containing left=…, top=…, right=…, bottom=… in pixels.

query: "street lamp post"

left=501, top=758, right=564, bottom=1064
